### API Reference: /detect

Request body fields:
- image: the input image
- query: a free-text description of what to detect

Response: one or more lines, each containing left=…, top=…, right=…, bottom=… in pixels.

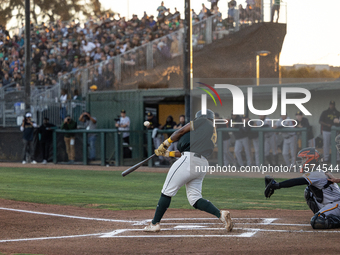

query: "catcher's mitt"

left=264, top=175, right=278, bottom=198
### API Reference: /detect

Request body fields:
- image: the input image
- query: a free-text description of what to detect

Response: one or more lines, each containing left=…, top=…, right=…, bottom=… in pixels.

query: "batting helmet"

left=296, top=147, right=321, bottom=172
left=195, top=109, right=215, bottom=120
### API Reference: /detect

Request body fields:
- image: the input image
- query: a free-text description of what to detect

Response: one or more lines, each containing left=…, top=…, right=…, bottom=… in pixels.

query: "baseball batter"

left=265, top=147, right=340, bottom=229
left=143, top=109, right=233, bottom=232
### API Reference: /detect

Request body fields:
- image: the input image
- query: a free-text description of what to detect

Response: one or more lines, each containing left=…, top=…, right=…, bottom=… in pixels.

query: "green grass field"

left=0, top=167, right=309, bottom=211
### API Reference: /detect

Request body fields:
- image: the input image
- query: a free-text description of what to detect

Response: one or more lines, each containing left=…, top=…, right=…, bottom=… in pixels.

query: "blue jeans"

left=88, top=135, right=97, bottom=160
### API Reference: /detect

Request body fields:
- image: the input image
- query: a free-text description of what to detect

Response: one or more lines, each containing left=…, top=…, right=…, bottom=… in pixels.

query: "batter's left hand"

left=155, top=146, right=167, bottom=156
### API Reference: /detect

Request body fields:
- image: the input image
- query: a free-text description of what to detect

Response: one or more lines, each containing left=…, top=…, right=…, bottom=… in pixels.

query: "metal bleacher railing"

left=0, top=81, right=86, bottom=127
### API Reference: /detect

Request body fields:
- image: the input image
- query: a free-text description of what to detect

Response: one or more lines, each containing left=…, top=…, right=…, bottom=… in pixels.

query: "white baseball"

left=144, top=121, right=150, bottom=127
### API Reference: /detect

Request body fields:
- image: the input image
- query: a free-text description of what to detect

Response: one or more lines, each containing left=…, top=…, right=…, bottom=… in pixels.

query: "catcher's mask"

left=195, top=109, right=215, bottom=121
left=335, top=134, right=340, bottom=153
left=296, top=147, right=321, bottom=173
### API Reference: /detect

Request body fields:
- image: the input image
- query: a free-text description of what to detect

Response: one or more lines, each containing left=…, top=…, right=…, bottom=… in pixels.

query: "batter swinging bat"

left=121, top=154, right=156, bottom=177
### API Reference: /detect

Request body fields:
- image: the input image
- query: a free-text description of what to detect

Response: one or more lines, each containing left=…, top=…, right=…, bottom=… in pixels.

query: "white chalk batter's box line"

left=0, top=207, right=340, bottom=243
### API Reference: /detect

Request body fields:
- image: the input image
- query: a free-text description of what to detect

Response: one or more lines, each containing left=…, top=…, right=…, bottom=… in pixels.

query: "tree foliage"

left=281, top=66, right=340, bottom=79
left=0, top=0, right=111, bottom=27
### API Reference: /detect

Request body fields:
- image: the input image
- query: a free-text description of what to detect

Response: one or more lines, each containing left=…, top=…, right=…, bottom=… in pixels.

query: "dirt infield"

left=0, top=199, right=339, bottom=255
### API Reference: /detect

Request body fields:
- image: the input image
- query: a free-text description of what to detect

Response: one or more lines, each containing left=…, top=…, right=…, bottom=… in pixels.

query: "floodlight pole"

left=255, top=51, right=270, bottom=86
left=184, top=0, right=191, bottom=122
left=24, top=0, right=31, bottom=111
left=256, top=54, right=260, bottom=86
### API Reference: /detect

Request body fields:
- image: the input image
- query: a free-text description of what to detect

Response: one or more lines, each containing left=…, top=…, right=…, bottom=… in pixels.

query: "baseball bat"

left=121, top=154, right=156, bottom=177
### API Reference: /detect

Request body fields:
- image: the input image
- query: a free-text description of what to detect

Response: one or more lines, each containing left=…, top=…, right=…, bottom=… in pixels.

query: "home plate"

left=174, top=225, right=206, bottom=229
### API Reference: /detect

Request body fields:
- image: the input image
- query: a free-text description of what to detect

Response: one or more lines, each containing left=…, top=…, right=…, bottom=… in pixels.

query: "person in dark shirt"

left=295, top=111, right=314, bottom=147
left=174, top=115, right=186, bottom=129
left=143, top=109, right=233, bottom=233
left=61, top=115, right=77, bottom=164
left=319, top=100, right=340, bottom=162
left=146, top=112, right=159, bottom=130
left=20, top=112, right=38, bottom=164
left=39, top=117, right=56, bottom=164
left=161, top=115, right=176, bottom=130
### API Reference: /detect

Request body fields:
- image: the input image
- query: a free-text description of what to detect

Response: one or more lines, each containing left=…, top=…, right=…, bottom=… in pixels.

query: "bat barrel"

left=121, top=154, right=156, bottom=177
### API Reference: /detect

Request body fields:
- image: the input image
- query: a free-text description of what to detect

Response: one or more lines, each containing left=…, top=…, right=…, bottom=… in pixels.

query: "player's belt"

left=181, top=152, right=203, bottom=158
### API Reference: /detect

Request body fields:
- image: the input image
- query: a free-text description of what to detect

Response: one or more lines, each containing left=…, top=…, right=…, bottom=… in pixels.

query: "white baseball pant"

left=235, top=137, right=252, bottom=166
left=265, top=134, right=277, bottom=157
left=252, top=138, right=260, bottom=166
left=323, top=131, right=340, bottom=161
left=223, top=139, right=234, bottom=166
left=161, top=152, right=207, bottom=206
left=282, top=135, right=297, bottom=166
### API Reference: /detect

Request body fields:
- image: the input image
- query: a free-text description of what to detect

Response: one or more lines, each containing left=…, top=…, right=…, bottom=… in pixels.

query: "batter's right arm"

left=169, top=122, right=191, bottom=142
left=155, top=123, right=191, bottom=156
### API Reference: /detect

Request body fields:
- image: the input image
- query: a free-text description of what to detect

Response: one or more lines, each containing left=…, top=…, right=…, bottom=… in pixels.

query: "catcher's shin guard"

left=304, top=187, right=320, bottom=214
left=311, top=213, right=340, bottom=229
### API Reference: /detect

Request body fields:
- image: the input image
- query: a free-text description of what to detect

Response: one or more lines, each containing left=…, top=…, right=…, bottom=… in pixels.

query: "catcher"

left=264, top=147, right=340, bottom=229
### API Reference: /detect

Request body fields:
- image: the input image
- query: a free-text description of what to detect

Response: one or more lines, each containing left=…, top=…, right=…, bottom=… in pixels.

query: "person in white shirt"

left=116, top=109, right=130, bottom=144
left=81, top=39, right=96, bottom=57
left=60, top=89, right=68, bottom=120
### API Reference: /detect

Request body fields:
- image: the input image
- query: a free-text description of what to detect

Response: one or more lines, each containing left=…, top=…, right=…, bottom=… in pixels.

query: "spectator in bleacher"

left=91, top=69, right=104, bottom=90
left=60, top=88, right=68, bottom=120
left=198, top=3, right=211, bottom=21
left=170, top=34, right=180, bottom=58
left=103, top=63, right=115, bottom=89
left=157, top=1, right=168, bottom=23
left=271, top=0, right=281, bottom=23
left=2, top=72, right=12, bottom=86
left=81, top=39, right=96, bottom=57
left=209, top=0, right=219, bottom=10
left=14, top=71, right=23, bottom=86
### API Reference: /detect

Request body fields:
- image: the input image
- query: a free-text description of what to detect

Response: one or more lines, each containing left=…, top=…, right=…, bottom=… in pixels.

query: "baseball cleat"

left=31, top=160, right=37, bottom=164
left=220, top=210, right=233, bottom=232
left=143, top=222, right=161, bottom=232
left=264, top=175, right=279, bottom=198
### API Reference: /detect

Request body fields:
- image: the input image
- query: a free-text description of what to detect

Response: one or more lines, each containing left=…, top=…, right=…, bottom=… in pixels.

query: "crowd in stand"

left=0, top=1, right=265, bottom=99
left=0, top=1, right=187, bottom=95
